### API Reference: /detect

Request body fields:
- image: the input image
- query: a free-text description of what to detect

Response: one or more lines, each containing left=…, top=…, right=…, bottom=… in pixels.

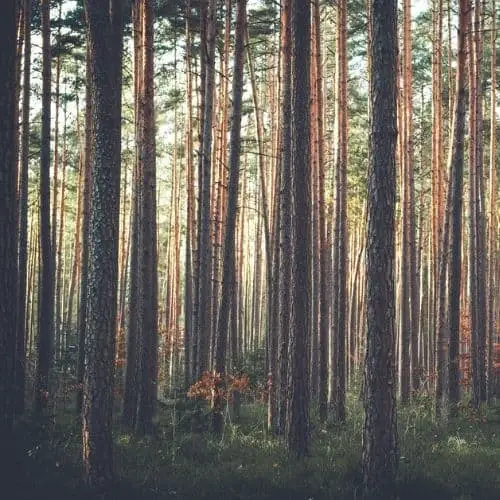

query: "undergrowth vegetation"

left=7, top=393, right=500, bottom=499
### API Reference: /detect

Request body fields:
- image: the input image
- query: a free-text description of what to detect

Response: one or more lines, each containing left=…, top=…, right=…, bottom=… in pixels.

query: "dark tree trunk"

left=487, top=0, right=496, bottom=402
left=287, top=0, right=311, bottom=459
left=122, top=164, right=141, bottom=428
left=36, top=0, right=54, bottom=414
left=184, top=0, right=195, bottom=389
left=314, top=0, right=328, bottom=425
left=447, top=0, right=468, bottom=414
left=82, top=0, right=123, bottom=489
left=65, top=90, right=84, bottom=334
left=362, top=0, right=398, bottom=496
left=137, top=0, right=158, bottom=435
left=213, top=0, right=246, bottom=436
left=122, top=0, right=143, bottom=429
left=332, top=0, right=348, bottom=423
left=278, top=0, right=291, bottom=437
left=0, top=0, right=19, bottom=448
left=76, top=43, right=93, bottom=415
left=469, top=0, right=487, bottom=407
left=16, top=0, right=32, bottom=415
left=197, top=0, right=217, bottom=377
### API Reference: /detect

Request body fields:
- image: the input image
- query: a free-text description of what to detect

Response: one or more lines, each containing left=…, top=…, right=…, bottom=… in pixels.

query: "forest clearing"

left=0, top=0, right=499, bottom=498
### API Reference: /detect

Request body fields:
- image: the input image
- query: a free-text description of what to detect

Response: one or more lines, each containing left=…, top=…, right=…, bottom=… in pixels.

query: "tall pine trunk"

left=137, top=0, right=158, bottom=436
left=287, top=0, right=311, bottom=459
left=16, top=0, right=32, bottom=415
left=36, top=0, right=54, bottom=414
left=0, top=0, right=19, bottom=446
left=213, top=0, right=246, bottom=436
left=82, top=0, right=123, bottom=488
left=362, top=0, right=398, bottom=495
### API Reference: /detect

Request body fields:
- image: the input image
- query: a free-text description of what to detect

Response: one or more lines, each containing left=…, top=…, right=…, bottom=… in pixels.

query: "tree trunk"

left=122, top=0, right=143, bottom=429
left=468, top=0, right=487, bottom=407
left=184, top=0, right=195, bottom=388
left=82, top=0, right=123, bottom=488
left=487, top=0, right=496, bottom=402
left=16, top=0, right=31, bottom=415
left=54, top=108, right=67, bottom=363
left=76, top=42, right=93, bottom=414
left=137, top=0, right=158, bottom=436
left=287, top=0, right=311, bottom=459
left=431, top=0, right=444, bottom=386
left=213, top=0, right=246, bottom=436
left=36, top=0, right=54, bottom=414
left=362, top=0, right=398, bottom=495
left=197, top=0, right=217, bottom=377
left=332, top=0, right=348, bottom=423
left=278, top=0, right=292, bottom=436
left=446, top=0, right=468, bottom=414
left=0, top=0, right=19, bottom=447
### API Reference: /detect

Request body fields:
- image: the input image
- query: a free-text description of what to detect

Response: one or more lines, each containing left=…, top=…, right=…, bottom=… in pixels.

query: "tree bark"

left=487, top=0, right=496, bottom=402
left=82, top=0, right=123, bottom=488
left=36, top=0, right=54, bottom=414
left=446, top=0, right=468, bottom=414
left=76, top=41, right=93, bottom=415
left=332, top=0, right=348, bottom=423
left=122, top=0, right=143, bottom=429
left=362, top=0, right=398, bottom=495
left=213, top=0, right=246, bottom=436
left=16, top=0, right=31, bottom=415
left=287, top=0, right=311, bottom=459
left=197, top=0, right=217, bottom=377
left=0, top=0, right=19, bottom=447
left=278, top=0, right=291, bottom=436
left=137, top=0, right=158, bottom=436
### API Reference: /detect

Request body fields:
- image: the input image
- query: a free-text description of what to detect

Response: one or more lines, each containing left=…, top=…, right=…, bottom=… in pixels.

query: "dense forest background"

left=0, top=0, right=499, bottom=498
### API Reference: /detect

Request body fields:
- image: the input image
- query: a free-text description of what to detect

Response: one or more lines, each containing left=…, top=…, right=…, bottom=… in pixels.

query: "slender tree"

left=431, top=0, right=444, bottom=386
left=287, top=0, right=311, bottom=459
left=16, top=0, right=32, bottom=415
left=36, top=0, right=54, bottom=414
left=362, top=0, right=398, bottom=495
left=331, top=0, right=348, bottom=423
left=76, top=41, right=93, bottom=415
left=469, top=0, right=487, bottom=407
left=0, top=0, right=19, bottom=447
left=213, top=0, right=246, bottom=436
left=184, top=0, right=195, bottom=388
left=137, top=0, right=158, bottom=435
left=447, top=0, right=469, bottom=414
left=314, top=0, right=328, bottom=425
left=197, top=0, right=217, bottom=377
left=487, top=0, right=496, bottom=402
left=82, top=0, right=123, bottom=488
left=278, top=0, right=292, bottom=436
left=122, top=0, right=143, bottom=429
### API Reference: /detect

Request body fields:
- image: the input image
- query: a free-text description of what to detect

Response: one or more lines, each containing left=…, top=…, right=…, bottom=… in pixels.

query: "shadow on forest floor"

left=6, top=395, right=500, bottom=500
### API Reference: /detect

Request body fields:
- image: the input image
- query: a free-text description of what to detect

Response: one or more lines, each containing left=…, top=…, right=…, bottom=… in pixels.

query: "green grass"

left=7, top=394, right=500, bottom=499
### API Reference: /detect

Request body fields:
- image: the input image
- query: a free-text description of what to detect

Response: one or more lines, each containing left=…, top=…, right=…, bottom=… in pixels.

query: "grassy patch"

left=8, top=395, right=500, bottom=499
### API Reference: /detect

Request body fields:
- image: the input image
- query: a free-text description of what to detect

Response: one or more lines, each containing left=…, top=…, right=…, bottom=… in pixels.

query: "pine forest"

left=1, top=0, right=500, bottom=498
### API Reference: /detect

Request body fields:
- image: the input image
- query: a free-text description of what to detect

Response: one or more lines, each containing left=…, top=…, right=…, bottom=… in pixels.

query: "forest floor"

left=6, top=393, right=500, bottom=500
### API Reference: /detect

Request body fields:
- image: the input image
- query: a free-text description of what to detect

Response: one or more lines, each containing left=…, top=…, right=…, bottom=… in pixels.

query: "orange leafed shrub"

left=187, top=371, right=250, bottom=401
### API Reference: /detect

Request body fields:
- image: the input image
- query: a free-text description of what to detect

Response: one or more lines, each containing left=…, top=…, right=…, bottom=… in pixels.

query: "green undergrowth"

left=7, top=394, right=500, bottom=499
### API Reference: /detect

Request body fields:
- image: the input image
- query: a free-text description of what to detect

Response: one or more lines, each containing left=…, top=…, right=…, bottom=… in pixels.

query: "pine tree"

left=362, top=0, right=398, bottom=495
left=0, top=0, right=19, bottom=447
left=82, top=0, right=123, bottom=488
left=287, top=0, right=311, bottom=459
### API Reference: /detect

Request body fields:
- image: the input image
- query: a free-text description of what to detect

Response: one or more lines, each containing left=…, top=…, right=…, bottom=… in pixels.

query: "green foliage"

left=240, top=347, right=267, bottom=394
left=9, top=394, right=500, bottom=499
